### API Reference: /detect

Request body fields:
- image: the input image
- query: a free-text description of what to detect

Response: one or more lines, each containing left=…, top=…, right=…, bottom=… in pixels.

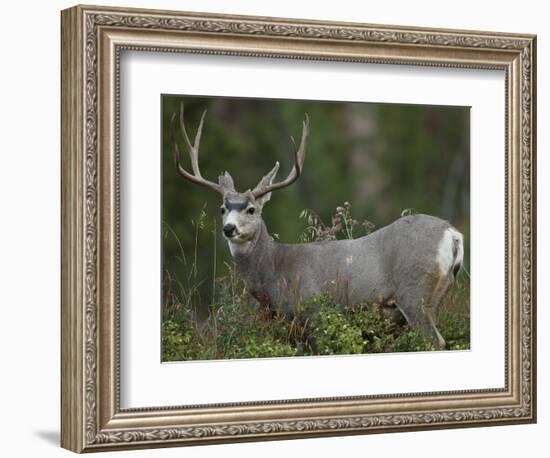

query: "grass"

left=162, top=203, right=470, bottom=362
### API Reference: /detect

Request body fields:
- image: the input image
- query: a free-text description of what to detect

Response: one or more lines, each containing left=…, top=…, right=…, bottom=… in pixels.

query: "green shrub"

left=230, top=336, right=297, bottom=359
left=349, top=305, right=399, bottom=353
left=162, top=319, right=205, bottom=361
left=312, top=308, right=364, bottom=355
left=438, top=311, right=470, bottom=350
left=162, top=285, right=470, bottom=361
left=393, top=329, right=435, bottom=352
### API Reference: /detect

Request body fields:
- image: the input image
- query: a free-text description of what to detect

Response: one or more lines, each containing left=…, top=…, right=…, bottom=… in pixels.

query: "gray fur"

left=218, top=171, right=236, bottom=193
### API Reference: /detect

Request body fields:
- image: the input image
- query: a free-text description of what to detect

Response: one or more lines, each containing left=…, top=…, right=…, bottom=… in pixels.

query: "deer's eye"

left=220, top=207, right=226, bottom=215
left=247, top=207, right=256, bottom=215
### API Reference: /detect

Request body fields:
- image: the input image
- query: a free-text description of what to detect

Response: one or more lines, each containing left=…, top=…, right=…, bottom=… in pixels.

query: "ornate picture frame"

left=61, top=4, right=536, bottom=453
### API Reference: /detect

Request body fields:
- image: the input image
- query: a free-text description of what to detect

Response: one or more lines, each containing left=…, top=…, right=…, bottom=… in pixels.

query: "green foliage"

left=162, top=319, right=204, bottom=361
left=393, top=329, right=436, bottom=353
left=162, top=277, right=469, bottom=361
left=438, top=311, right=470, bottom=350
left=163, top=262, right=298, bottom=361
left=228, top=336, right=297, bottom=359
left=437, top=277, right=471, bottom=351
left=312, top=307, right=364, bottom=355
left=308, top=298, right=437, bottom=356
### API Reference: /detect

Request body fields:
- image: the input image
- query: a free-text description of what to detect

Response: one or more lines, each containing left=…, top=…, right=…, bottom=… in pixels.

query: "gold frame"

left=61, top=4, right=537, bottom=453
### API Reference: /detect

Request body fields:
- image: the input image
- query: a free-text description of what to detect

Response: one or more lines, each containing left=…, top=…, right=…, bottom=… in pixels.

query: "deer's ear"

left=255, top=190, right=272, bottom=208
left=252, top=162, right=279, bottom=207
left=218, top=171, right=235, bottom=193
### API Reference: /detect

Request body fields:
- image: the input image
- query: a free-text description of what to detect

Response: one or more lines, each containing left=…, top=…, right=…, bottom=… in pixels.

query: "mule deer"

left=170, top=104, right=464, bottom=349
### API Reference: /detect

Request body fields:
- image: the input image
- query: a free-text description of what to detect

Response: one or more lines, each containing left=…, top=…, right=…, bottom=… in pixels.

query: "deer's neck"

left=229, top=223, right=276, bottom=302
left=230, top=222, right=273, bottom=267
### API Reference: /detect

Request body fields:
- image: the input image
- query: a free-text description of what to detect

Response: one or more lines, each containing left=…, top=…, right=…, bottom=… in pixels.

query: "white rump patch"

left=436, top=227, right=464, bottom=277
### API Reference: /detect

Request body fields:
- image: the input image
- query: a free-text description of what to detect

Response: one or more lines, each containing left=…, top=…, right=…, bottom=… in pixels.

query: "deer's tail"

left=449, top=228, right=464, bottom=279
left=437, top=227, right=464, bottom=281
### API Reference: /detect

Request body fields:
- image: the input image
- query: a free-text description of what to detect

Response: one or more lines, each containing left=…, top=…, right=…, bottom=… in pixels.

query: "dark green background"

left=162, top=95, right=470, bottom=317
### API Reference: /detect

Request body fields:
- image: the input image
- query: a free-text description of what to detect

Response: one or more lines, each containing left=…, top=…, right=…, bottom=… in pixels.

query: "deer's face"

left=220, top=192, right=263, bottom=245
left=170, top=103, right=308, bottom=257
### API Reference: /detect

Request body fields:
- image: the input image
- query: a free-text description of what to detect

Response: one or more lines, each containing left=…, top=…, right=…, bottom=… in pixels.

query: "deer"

left=170, top=103, right=464, bottom=350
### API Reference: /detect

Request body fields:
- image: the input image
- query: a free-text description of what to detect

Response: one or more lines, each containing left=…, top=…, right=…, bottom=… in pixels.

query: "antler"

left=170, top=103, right=223, bottom=194
left=252, top=114, right=309, bottom=199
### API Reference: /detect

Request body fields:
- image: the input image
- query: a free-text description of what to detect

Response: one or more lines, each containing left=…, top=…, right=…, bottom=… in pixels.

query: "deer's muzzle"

left=223, top=223, right=237, bottom=238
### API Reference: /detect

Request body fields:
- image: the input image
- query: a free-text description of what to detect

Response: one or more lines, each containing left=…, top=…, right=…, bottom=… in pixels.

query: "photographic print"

left=161, top=95, right=470, bottom=362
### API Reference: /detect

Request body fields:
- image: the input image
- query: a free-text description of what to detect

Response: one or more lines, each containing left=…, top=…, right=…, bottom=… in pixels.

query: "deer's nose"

left=223, top=223, right=236, bottom=237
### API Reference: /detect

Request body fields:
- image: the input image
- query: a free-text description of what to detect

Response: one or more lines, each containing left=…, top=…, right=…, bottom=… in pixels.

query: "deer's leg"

left=422, top=273, right=457, bottom=349
left=429, top=274, right=454, bottom=323
left=395, top=282, right=447, bottom=350
left=422, top=308, right=446, bottom=350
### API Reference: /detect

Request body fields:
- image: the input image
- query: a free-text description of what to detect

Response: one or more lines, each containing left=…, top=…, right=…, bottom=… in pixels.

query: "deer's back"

left=272, top=213, right=453, bottom=310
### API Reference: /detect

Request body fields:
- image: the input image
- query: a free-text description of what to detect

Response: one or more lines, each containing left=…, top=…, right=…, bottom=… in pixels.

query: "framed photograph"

left=61, top=4, right=536, bottom=453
